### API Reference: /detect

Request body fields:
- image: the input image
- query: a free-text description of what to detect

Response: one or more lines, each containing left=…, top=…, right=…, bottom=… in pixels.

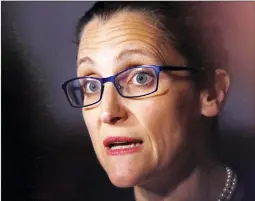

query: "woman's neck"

left=134, top=160, right=226, bottom=201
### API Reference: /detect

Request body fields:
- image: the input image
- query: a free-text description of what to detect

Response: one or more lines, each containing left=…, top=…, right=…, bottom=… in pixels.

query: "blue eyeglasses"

left=62, top=65, right=198, bottom=108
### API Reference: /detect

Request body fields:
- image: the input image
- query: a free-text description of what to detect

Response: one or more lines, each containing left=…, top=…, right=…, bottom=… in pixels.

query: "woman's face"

left=77, top=11, right=203, bottom=188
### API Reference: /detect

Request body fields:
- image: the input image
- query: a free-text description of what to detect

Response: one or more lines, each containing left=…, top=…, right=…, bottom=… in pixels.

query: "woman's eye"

left=84, top=81, right=100, bottom=94
left=132, top=72, right=153, bottom=85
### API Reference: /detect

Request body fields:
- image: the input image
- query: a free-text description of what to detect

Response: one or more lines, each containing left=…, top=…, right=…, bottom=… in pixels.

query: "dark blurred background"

left=1, top=2, right=255, bottom=201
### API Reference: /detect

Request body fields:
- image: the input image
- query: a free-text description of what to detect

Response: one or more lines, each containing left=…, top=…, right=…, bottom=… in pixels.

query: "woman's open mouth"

left=103, top=136, right=144, bottom=155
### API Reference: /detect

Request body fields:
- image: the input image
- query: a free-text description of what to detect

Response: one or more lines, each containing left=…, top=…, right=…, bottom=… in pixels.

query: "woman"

left=62, top=2, right=243, bottom=201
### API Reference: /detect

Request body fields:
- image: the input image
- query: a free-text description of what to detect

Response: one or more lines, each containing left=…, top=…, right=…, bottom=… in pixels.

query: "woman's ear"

left=200, top=69, right=230, bottom=117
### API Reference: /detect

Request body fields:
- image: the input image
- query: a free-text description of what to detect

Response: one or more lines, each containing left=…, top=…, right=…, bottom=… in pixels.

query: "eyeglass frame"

left=62, top=64, right=201, bottom=108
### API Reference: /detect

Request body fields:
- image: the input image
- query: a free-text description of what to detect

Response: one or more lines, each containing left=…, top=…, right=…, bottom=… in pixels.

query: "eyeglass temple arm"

left=159, top=66, right=196, bottom=71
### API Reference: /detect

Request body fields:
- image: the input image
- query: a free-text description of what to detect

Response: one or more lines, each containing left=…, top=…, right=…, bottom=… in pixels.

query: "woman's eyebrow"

left=77, top=56, right=94, bottom=68
left=115, top=49, right=153, bottom=62
left=78, top=48, right=153, bottom=69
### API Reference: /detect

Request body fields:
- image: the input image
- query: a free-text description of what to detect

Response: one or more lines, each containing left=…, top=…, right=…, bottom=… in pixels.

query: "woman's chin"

left=107, top=172, right=143, bottom=188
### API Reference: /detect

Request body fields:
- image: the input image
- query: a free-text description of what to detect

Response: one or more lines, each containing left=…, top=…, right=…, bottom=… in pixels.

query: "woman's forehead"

left=77, top=11, right=186, bottom=68
left=79, top=12, right=163, bottom=49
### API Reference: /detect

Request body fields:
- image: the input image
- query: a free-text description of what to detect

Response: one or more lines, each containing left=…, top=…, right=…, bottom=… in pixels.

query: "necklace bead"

left=217, top=166, right=237, bottom=201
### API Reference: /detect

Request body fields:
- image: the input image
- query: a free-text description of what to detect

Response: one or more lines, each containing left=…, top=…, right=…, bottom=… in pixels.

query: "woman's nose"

left=99, top=84, right=127, bottom=125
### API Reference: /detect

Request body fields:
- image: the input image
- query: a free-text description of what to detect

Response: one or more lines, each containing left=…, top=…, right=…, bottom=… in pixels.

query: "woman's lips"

left=103, top=136, right=144, bottom=156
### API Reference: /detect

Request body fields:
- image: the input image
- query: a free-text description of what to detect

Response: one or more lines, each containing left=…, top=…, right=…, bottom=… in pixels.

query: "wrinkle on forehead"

left=83, top=10, right=165, bottom=37
left=79, top=13, right=165, bottom=48
left=78, top=11, right=186, bottom=67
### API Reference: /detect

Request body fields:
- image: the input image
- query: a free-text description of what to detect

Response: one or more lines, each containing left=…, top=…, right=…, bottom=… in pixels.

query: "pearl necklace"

left=217, top=166, right=238, bottom=201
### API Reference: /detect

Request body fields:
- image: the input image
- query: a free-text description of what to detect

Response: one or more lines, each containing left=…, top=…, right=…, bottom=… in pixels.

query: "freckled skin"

left=77, top=11, right=204, bottom=188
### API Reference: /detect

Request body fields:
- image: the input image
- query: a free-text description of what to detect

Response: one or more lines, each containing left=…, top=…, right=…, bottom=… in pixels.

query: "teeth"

left=110, top=142, right=141, bottom=150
